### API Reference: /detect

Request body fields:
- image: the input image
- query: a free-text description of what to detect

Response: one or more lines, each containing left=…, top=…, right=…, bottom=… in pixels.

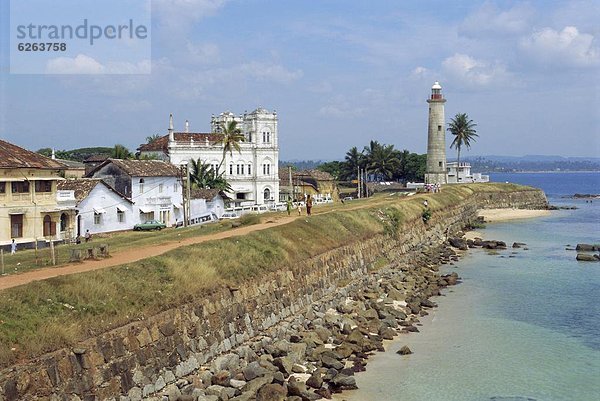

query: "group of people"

left=286, top=194, right=314, bottom=216
left=424, top=183, right=441, bottom=193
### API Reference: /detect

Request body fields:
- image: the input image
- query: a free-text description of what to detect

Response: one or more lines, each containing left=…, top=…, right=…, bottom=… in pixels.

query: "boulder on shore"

left=576, top=244, right=600, bottom=252
left=576, top=253, right=600, bottom=262
left=396, top=346, right=413, bottom=355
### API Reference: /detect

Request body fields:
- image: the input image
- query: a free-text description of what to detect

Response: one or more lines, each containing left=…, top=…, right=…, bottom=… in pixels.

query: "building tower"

left=425, top=81, right=448, bottom=185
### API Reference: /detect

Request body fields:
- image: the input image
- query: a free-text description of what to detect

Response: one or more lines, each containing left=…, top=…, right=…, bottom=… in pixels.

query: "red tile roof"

left=86, top=158, right=181, bottom=178
left=0, top=139, right=67, bottom=170
left=58, top=178, right=132, bottom=203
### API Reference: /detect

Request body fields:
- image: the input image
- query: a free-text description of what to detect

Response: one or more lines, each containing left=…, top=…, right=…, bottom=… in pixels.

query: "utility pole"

left=364, top=169, right=368, bottom=198
left=288, top=165, right=293, bottom=201
left=181, top=165, right=188, bottom=227
left=186, top=162, right=192, bottom=226
left=357, top=166, right=361, bottom=199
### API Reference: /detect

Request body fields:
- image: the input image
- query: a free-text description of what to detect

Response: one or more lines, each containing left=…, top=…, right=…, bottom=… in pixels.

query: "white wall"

left=130, top=176, right=183, bottom=225
left=77, top=185, right=134, bottom=235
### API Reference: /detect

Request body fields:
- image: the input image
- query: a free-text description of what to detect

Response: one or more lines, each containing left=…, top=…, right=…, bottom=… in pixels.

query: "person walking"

left=85, top=229, right=92, bottom=243
left=10, top=239, right=17, bottom=255
left=286, top=199, right=292, bottom=216
left=306, top=194, right=313, bottom=216
left=297, top=201, right=302, bottom=216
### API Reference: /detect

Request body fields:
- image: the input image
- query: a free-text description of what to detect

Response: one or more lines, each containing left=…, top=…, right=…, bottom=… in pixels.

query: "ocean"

left=337, top=172, right=600, bottom=401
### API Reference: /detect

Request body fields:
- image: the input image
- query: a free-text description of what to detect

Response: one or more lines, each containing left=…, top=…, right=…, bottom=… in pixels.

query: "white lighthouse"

left=425, top=81, right=448, bottom=185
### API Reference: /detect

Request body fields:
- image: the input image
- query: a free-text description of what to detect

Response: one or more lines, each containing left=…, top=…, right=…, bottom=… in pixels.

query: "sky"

left=0, top=0, right=599, bottom=161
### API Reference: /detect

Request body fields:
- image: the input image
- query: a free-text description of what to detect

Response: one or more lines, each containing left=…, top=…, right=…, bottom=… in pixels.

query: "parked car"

left=220, top=212, right=239, bottom=220
left=343, top=196, right=353, bottom=201
left=133, top=220, right=167, bottom=231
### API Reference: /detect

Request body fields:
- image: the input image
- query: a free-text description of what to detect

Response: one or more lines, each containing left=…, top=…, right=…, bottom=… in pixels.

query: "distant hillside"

left=461, top=155, right=600, bottom=172
left=37, top=147, right=114, bottom=162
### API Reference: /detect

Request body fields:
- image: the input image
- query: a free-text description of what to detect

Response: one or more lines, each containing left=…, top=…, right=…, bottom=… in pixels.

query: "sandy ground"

left=464, top=230, right=483, bottom=241
left=478, top=208, right=550, bottom=223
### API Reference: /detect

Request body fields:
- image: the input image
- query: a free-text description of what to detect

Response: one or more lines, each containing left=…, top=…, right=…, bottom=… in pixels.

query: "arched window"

left=43, top=214, right=55, bottom=237
left=264, top=188, right=271, bottom=202
left=60, top=213, right=69, bottom=232
left=139, top=178, right=145, bottom=193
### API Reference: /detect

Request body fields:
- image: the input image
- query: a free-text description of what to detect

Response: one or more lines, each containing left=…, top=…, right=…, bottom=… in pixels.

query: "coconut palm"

left=146, top=134, right=161, bottom=144
left=212, top=120, right=245, bottom=172
left=447, top=113, right=478, bottom=181
left=363, top=141, right=400, bottom=180
left=189, top=158, right=232, bottom=192
left=341, top=146, right=364, bottom=181
left=112, top=144, right=132, bottom=159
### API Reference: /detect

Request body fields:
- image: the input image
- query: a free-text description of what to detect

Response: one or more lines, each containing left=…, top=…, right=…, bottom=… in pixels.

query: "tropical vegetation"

left=189, top=158, right=232, bottom=191
left=447, top=113, right=478, bottom=176
left=212, top=120, right=245, bottom=171
left=316, top=141, right=427, bottom=183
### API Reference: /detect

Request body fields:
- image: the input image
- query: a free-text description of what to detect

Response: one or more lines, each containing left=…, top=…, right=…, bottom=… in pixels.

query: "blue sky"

left=1, top=0, right=599, bottom=160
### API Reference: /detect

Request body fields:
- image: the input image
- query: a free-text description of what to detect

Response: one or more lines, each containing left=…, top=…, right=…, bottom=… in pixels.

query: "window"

left=0, top=182, right=5, bottom=193
left=60, top=213, right=69, bottom=232
left=438, top=125, right=442, bottom=132
left=11, top=181, right=30, bottom=193
left=158, top=184, right=163, bottom=193
left=247, top=164, right=252, bottom=175
left=236, top=164, right=241, bottom=175
left=262, top=131, right=271, bottom=143
left=139, top=178, right=145, bottom=193
left=439, top=161, right=443, bottom=167
left=229, top=164, right=234, bottom=175
left=247, top=132, right=252, bottom=142
left=10, top=214, right=23, bottom=238
left=117, top=210, right=125, bottom=223
left=43, top=215, right=56, bottom=237
left=213, top=164, right=219, bottom=173
left=264, top=188, right=271, bottom=201
left=35, top=181, right=52, bottom=192
left=263, top=164, right=271, bottom=175
left=94, top=212, right=102, bottom=225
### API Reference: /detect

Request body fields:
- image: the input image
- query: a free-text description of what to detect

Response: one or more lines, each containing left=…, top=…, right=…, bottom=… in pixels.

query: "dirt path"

left=0, top=200, right=390, bottom=291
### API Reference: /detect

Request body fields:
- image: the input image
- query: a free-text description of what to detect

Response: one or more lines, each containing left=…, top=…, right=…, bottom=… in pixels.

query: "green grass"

left=0, top=183, right=539, bottom=366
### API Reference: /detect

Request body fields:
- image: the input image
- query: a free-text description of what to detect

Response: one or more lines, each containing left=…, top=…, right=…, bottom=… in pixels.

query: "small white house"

left=447, top=162, right=489, bottom=183
left=189, top=188, right=228, bottom=221
left=86, top=159, right=184, bottom=226
left=57, top=178, right=134, bottom=236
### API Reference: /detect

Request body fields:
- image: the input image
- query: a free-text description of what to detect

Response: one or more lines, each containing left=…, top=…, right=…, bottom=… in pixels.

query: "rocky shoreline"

left=135, top=244, right=463, bottom=401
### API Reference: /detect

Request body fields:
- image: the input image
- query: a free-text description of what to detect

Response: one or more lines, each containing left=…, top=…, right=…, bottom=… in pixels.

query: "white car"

left=220, top=212, right=239, bottom=220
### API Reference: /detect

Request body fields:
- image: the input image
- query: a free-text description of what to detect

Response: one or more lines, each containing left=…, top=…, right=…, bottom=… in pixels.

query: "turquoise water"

left=339, top=173, right=600, bottom=401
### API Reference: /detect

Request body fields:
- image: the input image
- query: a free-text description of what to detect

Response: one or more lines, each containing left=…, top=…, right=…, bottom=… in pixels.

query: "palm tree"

left=112, top=144, right=132, bottom=159
left=447, top=113, right=478, bottom=181
left=363, top=141, right=400, bottom=180
left=212, top=120, right=245, bottom=172
left=146, top=134, right=161, bottom=144
left=189, top=158, right=232, bottom=192
left=341, top=146, right=364, bottom=181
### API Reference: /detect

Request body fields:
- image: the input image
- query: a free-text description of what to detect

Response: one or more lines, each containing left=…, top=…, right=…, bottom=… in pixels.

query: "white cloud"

left=239, top=62, right=303, bottom=84
left=460, top=2, right=533, bottom=36
left=442, top=53, right=510, bottom=87
left=46, top=54, right=105, bottom=74
left=153, top=0, right=228, bottom=32
left=520, top=26, right=600, bottom=67
left=45, top=55, right=151, bottom=75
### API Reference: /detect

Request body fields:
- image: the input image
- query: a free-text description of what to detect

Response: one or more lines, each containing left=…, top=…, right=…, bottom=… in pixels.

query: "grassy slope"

left=0, top=183, right=534, bottom=366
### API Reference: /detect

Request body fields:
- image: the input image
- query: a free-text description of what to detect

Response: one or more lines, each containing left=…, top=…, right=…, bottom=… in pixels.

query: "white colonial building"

left=57, top=178, right=134, bottom=236
left=85, top=159, right=184, bottom=226
left=447, top=162, right=489, bottom=184
left=138, top=107, right=279, bottom=206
